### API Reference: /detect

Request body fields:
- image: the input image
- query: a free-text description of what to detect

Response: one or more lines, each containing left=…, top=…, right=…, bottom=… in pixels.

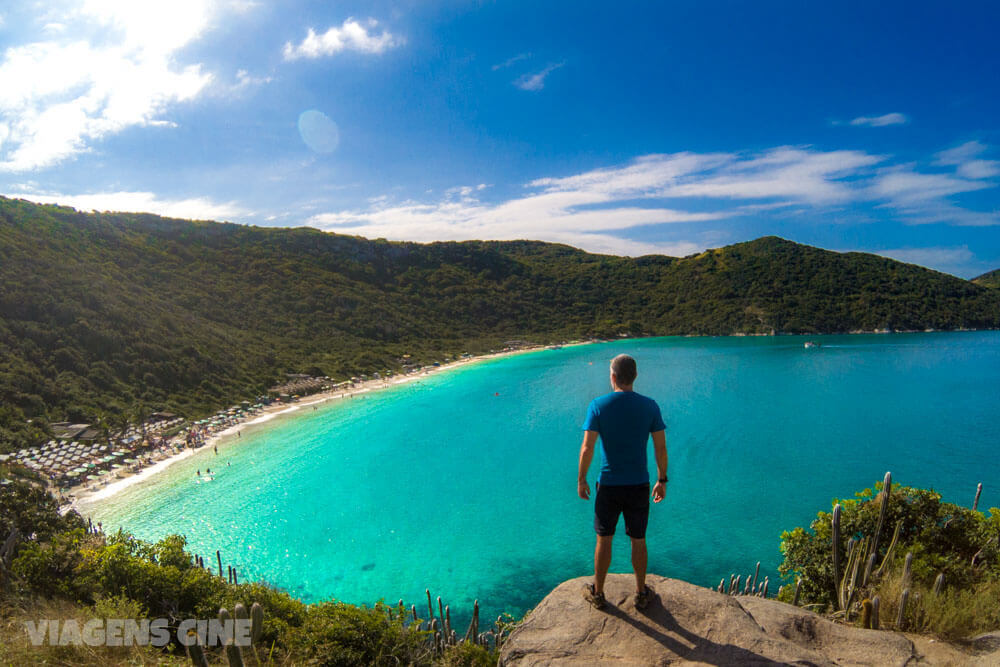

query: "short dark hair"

left=610, top=354, right=637, bottom=385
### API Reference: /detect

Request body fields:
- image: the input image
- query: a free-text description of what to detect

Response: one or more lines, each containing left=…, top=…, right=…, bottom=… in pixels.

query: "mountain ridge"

left=973, top=268, right=1000, bottom=289
left=2, top=196, right=999, bottom=450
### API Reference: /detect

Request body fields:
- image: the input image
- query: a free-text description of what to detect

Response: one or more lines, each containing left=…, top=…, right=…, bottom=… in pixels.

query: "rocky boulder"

left=499, top=574, right=997, bottom=665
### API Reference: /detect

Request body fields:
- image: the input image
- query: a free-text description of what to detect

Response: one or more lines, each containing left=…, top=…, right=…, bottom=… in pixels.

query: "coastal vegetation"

left=0, top=469, right=499, bottom=665
left=3, top=195, right=1000, bottom=452
left=973, top=268, right=1000, bottom=289
left=4, top=465, right=996, bottom=664
left=777, top=475, right=1000, bottom=639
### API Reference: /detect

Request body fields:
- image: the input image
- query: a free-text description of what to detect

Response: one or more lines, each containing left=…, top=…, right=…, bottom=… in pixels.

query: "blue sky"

left=1, top=1, right=998, bottom=277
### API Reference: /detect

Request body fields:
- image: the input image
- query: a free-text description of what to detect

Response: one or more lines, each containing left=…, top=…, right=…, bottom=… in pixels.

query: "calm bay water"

left=85, top=332, right=1000, bottom=624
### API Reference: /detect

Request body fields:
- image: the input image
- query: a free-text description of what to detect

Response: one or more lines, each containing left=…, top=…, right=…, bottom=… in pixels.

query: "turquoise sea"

left=85, top=332, right=1000, bottom=626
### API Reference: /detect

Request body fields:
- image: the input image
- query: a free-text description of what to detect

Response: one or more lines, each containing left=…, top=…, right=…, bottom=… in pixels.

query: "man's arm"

left=577, top=430, right=599, bottom=500
left=651, top=430, right=668, bottom=503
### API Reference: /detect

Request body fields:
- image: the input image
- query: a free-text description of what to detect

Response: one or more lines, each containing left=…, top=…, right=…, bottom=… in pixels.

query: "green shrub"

left=778, top=480, right=1000, bottom=637
left=287, top=601, right=433, bottom=666
left=436, top=641, right=496, bottom=666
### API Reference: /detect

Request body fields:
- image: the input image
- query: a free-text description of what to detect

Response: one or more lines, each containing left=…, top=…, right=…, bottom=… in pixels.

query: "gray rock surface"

left=499, top=574, right=993, bottom=666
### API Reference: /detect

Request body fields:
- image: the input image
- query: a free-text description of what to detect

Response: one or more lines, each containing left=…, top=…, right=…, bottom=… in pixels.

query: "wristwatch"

left=657, top=476, right=668, bottom=483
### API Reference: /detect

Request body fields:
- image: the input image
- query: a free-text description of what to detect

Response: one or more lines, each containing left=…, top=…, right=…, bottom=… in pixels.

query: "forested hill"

left=2, top=195, right=999, bottom=450
left=973, top=269, right=1000, bottom=289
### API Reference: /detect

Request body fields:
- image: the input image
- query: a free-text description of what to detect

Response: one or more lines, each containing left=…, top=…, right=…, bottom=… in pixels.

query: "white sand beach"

left=70, top=342, right=582, bottom=514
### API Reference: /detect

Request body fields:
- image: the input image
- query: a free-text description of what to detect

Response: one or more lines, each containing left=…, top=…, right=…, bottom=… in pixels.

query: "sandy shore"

left=71, top=342, right=579, bottom=514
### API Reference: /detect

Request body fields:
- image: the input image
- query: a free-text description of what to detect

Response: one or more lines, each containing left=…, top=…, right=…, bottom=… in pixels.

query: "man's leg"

left=630, top=537, right=647, bottom=593
left=594, top=535, right=613, bottom=594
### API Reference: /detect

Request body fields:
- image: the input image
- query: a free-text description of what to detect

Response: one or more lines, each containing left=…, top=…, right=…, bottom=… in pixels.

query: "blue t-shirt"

left=582, top=391, right=666, bottom=486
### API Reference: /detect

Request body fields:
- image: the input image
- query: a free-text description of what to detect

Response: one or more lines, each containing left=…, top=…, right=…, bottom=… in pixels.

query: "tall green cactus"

left=871, top=472, right=891, bottom=559
left=250, top=602, right=263, bottom=644
left=896, top=588, right=909, bottom=630
left=832, top=503, right=842, bottom=608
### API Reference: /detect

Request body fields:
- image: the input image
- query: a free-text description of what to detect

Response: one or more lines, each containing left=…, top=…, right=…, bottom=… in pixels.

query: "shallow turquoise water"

left=86, top=332, right=1000, bottom=625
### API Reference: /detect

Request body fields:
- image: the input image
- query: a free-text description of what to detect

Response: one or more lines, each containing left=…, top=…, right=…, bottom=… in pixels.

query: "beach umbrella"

left=86, top=475, right=100, bottom=481
left=124, top=458, right=138, bottom=463
left=66, top=471, right=80, bottom=477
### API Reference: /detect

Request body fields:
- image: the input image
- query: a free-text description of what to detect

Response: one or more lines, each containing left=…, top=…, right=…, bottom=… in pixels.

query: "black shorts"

left=594, top=483, right=650, bottom=539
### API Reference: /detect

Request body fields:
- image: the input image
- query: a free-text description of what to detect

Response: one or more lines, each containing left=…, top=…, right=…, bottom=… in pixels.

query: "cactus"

left=718, top=579, right=725, bottom=594
left=974, top=483, right=983, bottom=511
left=226, top=644, right=246, bottom=667
left=411, top=604, right=418, bottom=622
left=871, top=596, right=880, bottom=630
left=871, top=472, right=892, bottom=557
left=933, top=572, right=945, bottom=595
left=896, top=588, right=909, bottom=630
left=752, top=561, right=760, bottom=593
left=760, top=577, right=769, bottom=598
left=875, top=520, right=902, bottom=578
left=832, top=503, right=842, bottom=607
left=902, top=552, right=913, bottom=588
left=860, top=599, right=872, bottom=629
left=217, top=550, right=223, bottom=578
left=463, top=600, right=479, bottom=643
left=862, top=553, right=877, bottom=587
left=187, top=631, right=210, bottom=667
left=792, top=577, right=802, bottom=606
left=427, top=589, right=434, bottom=623
left=444, top=605, right=452, bottom=640
left=734, top=575, right=742, bottom=596
left=250, top=602, right=263, bottom=644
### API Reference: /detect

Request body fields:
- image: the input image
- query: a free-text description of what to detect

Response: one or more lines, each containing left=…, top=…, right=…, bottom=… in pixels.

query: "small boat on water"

left=804, top=341, right=820, bottom=349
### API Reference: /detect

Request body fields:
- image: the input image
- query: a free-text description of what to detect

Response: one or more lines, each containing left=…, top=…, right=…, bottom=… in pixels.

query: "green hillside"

left=2, top=195, right=999, bottom=451
left=973, top=268, right=1000, bottom=289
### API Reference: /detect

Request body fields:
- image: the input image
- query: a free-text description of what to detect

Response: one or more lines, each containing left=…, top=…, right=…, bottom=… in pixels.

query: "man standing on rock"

left=578, top=353, right=668, bottom=610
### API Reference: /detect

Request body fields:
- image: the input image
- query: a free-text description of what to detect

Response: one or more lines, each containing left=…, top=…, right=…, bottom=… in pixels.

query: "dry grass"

left=874, top=572, right=1000, bottom=641
left=0, top=596, right=189, bottom=666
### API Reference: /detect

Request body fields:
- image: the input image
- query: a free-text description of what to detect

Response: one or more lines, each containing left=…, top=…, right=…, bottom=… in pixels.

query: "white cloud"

left=282, top=18, right=401, bottom=60
left=0, top=0, right=229, bottom=172
left=874, top=245, right=974, bottom=270
left=492, top=53, right=530, bottom=71
left=534, top=148, right=881, bottom=204
left=11, top=189, right=247, bottom=220
left=849, top=112, right=908, bottom=127
left=514, top=62, right=563, bottom=91
left=305, top=143, right=999, bottom=257
left=934, top=140, right=999, bottom=180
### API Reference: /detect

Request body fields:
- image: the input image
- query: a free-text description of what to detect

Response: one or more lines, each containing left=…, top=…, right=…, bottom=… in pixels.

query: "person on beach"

left=578, top=354, right=668, bottom=611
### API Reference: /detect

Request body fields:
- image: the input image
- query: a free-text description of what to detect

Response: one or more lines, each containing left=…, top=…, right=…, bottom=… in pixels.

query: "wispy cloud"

left=874, top=245, right=974, bottom=271
left=514, top=62, right=564, bottom=91
left=282, top=18, right=401, bottom=60
left=9, top=189, right=247, bottom=221
left=849, top=112, right=909, bottom=127
left=305, top=142, right=999, bottom=258
left=934, top=140, right=1000, bottom=180
left=492, top=53, right=530, bottom=71
left=0, top=0, right=233, bottom=172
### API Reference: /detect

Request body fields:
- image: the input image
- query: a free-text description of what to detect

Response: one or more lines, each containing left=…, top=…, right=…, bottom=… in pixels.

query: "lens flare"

left=297, top=110, right=340, bottom=154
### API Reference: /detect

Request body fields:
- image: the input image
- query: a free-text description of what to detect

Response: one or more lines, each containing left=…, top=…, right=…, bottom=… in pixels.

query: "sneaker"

left=635, top=587, right=652, bottom=609
left=582, top=583, right=606, bottom=610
